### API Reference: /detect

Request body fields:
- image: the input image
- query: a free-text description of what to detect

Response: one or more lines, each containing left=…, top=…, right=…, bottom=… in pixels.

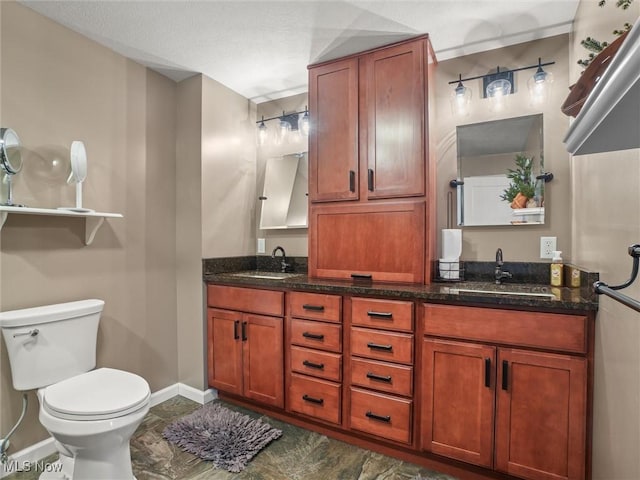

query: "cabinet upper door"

left=361, top=39, right=426, bottom=199
left=496, top=349, right=587, bottom=480
left=309, top=57, right=359, bottom=202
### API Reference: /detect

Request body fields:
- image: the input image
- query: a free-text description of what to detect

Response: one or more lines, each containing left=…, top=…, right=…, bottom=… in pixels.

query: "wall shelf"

left=0, top=206, right=123, bottom=245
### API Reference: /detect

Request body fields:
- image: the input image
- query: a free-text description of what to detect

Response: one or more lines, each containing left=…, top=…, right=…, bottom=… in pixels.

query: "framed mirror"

left=259, top=152, right=308, bottom=229
left=455, top=114, right=546, bottom=226
left=0, top=127, right=23, bottom=206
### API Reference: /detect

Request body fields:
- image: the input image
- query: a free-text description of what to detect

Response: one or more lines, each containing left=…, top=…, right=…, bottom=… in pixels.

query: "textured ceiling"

left=20, top=0, right=580, bottom=103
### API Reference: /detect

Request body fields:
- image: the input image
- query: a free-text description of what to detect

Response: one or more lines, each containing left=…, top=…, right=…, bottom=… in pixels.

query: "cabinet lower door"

left=496, top=349, right=587, bottom=480
left=309, top=200, right=425, bottom=283
left=421, top=338, right=495, bottom=468
left=208, top=309, right=243, bottom=396
left=242, top=314, right=284, bottom=408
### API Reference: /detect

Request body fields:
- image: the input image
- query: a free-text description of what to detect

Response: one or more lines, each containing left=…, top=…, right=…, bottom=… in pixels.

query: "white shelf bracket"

left=85, top=216, right=105, bottom=246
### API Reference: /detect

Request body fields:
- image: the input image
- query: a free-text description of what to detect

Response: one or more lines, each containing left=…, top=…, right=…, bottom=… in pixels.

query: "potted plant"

left=500, top=154, right=538, bottom=209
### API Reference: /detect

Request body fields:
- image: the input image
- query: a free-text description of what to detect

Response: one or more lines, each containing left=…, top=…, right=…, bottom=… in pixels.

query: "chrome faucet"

left=272, top=246, right=290, bottom=273
left=495, top=248, right=513, bottom=284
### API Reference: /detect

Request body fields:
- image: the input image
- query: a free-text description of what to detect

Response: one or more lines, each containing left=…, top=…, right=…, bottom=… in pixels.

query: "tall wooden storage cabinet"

left=308, top=35, right=436, bottom=284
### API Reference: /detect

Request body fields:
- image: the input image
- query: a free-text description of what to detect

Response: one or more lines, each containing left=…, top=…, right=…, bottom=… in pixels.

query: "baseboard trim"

left=0, top=383, right=215, bottom=478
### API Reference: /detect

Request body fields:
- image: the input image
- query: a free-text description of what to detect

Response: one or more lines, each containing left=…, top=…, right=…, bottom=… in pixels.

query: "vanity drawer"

left=349, top=387, right=412, bottom=444
left=289, top=292, right=341, bottom=323
left=350, top=358, right=413, bottom=397
left=207, top=285, right=283, bottom=317
left=351, top=298, right=414, bottom=332
left=289, top=373, right=341, bottom=425
left=290, top=319, right=342, bottom=353
left=290, top=346, right=342, bottom=382
left=423, top=304, right=587, bottom=354
left=350, top=327, right=413, bottom=365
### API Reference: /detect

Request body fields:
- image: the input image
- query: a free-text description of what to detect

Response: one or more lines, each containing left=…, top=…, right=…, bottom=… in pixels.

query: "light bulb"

left=299, top=109, right=310, bottom=136
left=450, top=80, right=471, bottom=116
left=257, top=118, right=267, bottom=146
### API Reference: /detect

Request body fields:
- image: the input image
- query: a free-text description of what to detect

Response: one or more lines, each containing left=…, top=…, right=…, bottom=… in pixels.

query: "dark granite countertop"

left=203, top=270, right=598, bottom=313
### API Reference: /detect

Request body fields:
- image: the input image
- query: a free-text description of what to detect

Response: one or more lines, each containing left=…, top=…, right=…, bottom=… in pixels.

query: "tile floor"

left=4, top=396, right=458, bottom=480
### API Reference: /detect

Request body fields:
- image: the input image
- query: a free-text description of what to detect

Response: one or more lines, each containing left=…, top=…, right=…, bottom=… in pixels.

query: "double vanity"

left=204, top=267, right=597, bottom=480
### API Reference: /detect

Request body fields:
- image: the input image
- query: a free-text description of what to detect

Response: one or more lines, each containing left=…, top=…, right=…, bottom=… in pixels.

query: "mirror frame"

left=0, top=128, right=22, bottom=174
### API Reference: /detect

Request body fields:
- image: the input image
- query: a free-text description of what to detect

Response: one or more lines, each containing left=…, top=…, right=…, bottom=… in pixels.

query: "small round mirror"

left=0, top=128, right=23, bottom=175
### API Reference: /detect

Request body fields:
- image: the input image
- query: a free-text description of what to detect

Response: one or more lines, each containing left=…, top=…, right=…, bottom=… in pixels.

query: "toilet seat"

left=43, top=367, right=150, bottom=421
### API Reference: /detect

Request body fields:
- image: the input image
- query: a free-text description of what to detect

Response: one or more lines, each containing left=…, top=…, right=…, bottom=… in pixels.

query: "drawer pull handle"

left=302, top=394, right=324, bottom=405
left=349, top=170, right=356, bottom=192
left=502, top=360, right=509, bottom=391
left=351, top=273, right=372, bottom=280
left=367, top=311, right=393, bottom=319
left=302, top=332, right=325, bottom=340
left=366, top=372, right=392, bottom=383
left=303, top=304, right=325, bottom=312
left=485, top=358, right=491, bottom=388
left=367, top=342, right=393, bottom=351
left=366, top=411, right=391, bottom=423
left=302, top=360, right=325, bottom=370
left=233, top=320, right=240, bottom=340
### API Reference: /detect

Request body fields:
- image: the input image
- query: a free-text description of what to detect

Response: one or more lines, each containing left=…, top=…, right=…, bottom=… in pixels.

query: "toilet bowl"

left=0, top=300, right=151, bottom=480
left=38, top=368, right=150, bottom=480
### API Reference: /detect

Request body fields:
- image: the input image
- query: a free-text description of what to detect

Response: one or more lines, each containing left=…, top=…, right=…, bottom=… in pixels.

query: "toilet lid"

left=43, top=368, right=150, bottom=421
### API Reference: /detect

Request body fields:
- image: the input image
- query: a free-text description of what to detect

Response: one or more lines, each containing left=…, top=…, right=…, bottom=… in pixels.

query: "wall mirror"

left=259, top=152, right=308, bottom=229
left=455, top=114, right=546, bottom=226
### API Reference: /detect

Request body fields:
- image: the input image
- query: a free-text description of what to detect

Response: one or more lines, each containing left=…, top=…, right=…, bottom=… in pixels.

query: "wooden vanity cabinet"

left=348, top=297, right=415, bottom=445
left=207, top=285, right=284, bottom=408
left=421, top=304, right=589, bottom=480
left=308, top=35, right=435, bottom=284
left=287, top=291, right=344, bottom=426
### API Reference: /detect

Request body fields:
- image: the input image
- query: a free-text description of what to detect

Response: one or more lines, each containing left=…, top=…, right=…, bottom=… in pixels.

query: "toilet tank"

left=0, top=299, right=104, bottom=390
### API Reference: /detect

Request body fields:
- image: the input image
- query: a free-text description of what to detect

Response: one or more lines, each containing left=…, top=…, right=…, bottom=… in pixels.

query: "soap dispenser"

left=550, top=251, right=564, bottom=287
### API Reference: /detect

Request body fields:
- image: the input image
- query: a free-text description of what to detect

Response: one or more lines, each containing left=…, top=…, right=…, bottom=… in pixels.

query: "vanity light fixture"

left=449, top=58, right=555, bottom=114
left=254, top=108, right=310, bottom=146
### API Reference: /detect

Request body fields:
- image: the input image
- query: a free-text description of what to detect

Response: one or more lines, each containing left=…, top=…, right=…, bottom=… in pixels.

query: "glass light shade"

left=299, top=111, right=310, bottom=136
left=275, top=119, right=291, bottom=145
left=257, top=121, right=268, bottom=146
left=528, top=69, right=554, bottom=106
left=486, top=78, right=511, bottom=111
left=450, top=82, right=472, bottom=116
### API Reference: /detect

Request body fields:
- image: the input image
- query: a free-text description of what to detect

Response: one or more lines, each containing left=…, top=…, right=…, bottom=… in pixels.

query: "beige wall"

left=201, top=76, right=257, bottom=259
left=570, top=2, right=640, bottom=479
left=434, top=35, right=572, bottom=262
left=0, top=1, right=178, bottom=451
left=256, top=93, right=309, bottom=257
left=175, top=75, right=205, bottom=389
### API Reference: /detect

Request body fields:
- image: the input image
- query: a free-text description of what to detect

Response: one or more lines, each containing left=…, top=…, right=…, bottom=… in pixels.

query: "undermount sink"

left=229, top=271, right=303, bottom=280
left=451, top=287, right=556, bottom=299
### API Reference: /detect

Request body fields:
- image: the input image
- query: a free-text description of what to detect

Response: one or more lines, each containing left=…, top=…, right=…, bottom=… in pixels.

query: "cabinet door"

left=208, top=309, right=243, bottom=396
left=361, top=39, right=426, bottom=199
left=496, top=349, right=587, bottom=480
left=309, top=200, right=425, bottom=283
left=308, top=57, right=359, bottom=202
left=242, top=314, right=284, bottom=408
left=421, top=338, right=495, bottom=468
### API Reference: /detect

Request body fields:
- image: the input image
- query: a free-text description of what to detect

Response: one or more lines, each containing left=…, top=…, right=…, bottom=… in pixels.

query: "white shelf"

left=0, top=206, right=123, bottom=245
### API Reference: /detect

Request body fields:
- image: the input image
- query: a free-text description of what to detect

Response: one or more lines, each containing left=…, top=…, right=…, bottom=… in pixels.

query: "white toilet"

left=0, top=299, right=151, bottom=480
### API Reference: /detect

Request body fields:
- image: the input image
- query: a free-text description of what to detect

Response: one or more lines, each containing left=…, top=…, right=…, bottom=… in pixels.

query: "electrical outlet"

left=257, top=238, right=266, bottom=254
left=540, top=236, right=557, bottom=259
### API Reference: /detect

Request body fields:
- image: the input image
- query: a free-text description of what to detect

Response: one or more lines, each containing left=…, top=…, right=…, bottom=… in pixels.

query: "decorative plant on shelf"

left=500, top=154, right=538, bottom=209
left=577, top=0, right=635, bottom=69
